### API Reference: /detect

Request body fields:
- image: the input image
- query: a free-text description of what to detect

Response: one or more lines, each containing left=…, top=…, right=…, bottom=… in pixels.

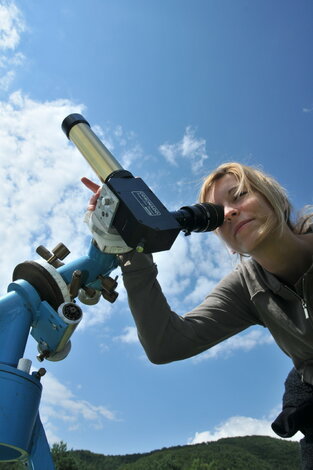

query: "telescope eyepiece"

left=172, top=203, right=224, bottom=234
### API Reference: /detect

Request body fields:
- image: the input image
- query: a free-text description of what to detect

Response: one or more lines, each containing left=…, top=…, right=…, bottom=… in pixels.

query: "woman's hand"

left=81, top=177, right=101, bottom=211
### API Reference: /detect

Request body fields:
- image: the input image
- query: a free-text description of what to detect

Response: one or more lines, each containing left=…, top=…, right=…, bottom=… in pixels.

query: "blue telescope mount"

left=0, top=239, right=118, bottom=468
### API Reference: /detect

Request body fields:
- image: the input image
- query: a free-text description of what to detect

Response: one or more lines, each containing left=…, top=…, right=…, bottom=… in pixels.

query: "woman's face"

left=206, top=173, right=276, bottom=255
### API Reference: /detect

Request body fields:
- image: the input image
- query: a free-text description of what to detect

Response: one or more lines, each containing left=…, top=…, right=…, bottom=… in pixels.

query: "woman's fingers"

left=81, top=177, right=100, bottom=193
left=81, top=177, right=101, bottom=211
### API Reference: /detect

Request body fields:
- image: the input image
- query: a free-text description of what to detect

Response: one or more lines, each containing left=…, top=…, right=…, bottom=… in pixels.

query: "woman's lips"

left=234, top=219, right=254, bottom=236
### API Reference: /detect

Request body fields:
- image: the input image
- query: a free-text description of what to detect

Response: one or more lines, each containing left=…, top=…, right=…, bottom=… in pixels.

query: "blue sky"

left=0, top=0, right=312, bottom=456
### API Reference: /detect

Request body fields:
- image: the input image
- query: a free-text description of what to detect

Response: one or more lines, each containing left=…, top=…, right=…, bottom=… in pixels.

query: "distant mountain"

left=0, top=435, right=301, bottom=469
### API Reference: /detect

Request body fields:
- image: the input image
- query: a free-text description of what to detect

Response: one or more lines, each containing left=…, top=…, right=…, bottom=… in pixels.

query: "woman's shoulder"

left=234, top=258, right=270, bottom=297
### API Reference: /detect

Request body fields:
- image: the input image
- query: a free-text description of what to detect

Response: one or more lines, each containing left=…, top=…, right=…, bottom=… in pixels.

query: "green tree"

left=189, top=458, right=218, bottom=470
left=51, top=441, right=79, bottom=470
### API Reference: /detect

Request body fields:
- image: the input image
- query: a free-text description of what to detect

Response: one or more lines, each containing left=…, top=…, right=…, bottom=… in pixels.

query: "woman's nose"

left=224, top=205, right=238, bottom=221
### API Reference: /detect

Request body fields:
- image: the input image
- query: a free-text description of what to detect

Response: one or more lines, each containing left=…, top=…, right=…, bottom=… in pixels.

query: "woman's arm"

left=120, top=251, right=259, bottom=364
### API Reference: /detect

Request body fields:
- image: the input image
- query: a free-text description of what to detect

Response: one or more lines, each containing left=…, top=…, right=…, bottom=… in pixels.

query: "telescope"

left=62, top=114, right=224, bottom=254
left=0, top=114, right=223, bottom=469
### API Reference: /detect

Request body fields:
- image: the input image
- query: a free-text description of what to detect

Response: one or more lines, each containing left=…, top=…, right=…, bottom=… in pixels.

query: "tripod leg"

left=27, top=414, right=55, bottom=470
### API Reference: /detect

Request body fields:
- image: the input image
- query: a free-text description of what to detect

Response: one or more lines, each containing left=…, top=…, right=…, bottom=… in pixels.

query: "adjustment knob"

left=52, top=242, right=70, bottom=260
left=99, top=275, right=119, bottom=303
left=36, top=242, right=70, bottom=267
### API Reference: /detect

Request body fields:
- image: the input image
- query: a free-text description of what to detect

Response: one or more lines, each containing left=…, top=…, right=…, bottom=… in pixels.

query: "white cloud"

left=0, top=1, right=25, bottom=90
left=184, top=276, right=217, bottom=304
left=188, top=415, right=302, bottom=444
left=0, top=51, right=25, bottom=90
left=120, top=144, right=144, bottom=169
left=303, top=105, right=313, bottom=113
left=154, top=235, right=194, bottom=298
left=92, top=123, right=144, bottom=170
left=159, top=126, right=208, bottom=173
left=114, top=326, right=139, bottom=344
left=153, top=232, right=233, bottom=310
left=40, top=371, right=117, bottom=444
left=193, top=329, right=274, bottom=362
left=0, top=69, right=14, bottom=90
left=0, top=91, right=87, bottom=282
left=78, top=300, right=114, bottom=330
left=0, top=1, right=25, bottom=50
left=188, top=233, right=234, bottom=280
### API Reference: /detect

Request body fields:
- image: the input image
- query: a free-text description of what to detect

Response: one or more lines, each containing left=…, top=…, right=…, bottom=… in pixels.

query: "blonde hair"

left=199, top=162, right=310, bottom=237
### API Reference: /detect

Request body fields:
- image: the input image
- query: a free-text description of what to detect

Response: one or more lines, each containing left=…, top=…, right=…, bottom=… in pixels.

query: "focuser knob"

left=98, top=274, right=119, bottom=303
left=36, top=242, right=70, bottom=267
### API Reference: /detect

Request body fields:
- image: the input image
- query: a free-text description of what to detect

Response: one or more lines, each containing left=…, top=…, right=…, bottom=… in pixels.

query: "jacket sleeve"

left=119, top=251, right=260, bottom=364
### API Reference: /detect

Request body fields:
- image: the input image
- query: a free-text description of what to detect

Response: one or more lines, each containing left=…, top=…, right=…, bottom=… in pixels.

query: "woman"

left=82, top=162, right=313, bottom=468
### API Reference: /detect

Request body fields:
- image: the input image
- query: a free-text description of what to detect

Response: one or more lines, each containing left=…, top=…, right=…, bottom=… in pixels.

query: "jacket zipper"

left=302, top=276, right=310, bottom=319
left=301, top=298, right=309, bottom=319
left=284, top=280, right=310, bottom=320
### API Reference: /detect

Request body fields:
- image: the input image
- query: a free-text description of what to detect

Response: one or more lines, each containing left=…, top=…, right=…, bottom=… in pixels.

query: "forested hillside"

left=0, top=436, right=301, bottom=469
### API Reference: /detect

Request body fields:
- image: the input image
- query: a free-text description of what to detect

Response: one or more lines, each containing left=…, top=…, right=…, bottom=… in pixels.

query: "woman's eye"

left=233, top=191, right=247, bottom=201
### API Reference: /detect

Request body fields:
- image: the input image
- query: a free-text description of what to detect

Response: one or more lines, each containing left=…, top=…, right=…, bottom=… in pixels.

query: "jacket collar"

left=239, top=257, right=313, bottom=300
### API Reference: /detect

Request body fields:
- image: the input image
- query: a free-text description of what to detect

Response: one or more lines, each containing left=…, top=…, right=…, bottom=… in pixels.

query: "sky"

left=0, top=0, right=312, bottom=457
